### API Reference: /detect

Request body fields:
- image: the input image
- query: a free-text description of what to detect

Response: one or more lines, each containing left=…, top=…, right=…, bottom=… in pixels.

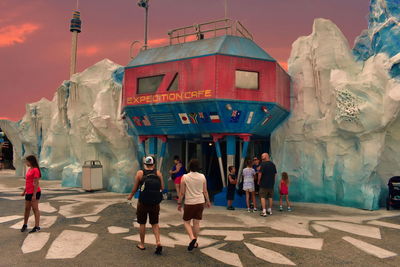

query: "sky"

left=0, top=0, right=370, bottom=121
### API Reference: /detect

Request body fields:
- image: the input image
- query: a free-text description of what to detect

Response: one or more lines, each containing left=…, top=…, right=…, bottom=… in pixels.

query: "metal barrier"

left=168, top=18, right=253, bottom=45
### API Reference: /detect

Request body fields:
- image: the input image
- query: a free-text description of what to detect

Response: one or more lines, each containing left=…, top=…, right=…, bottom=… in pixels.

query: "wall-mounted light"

left=225, top=104, right=232, bottom=110
left=261, top=105, right=269, bottom=113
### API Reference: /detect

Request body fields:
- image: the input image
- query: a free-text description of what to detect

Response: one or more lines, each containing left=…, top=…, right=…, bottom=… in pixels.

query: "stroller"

left=386, top=176, right=400, bottom=210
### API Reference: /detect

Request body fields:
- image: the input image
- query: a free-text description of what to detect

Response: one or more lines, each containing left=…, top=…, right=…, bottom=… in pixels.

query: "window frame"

left=235, top=69, right=260, bottom=90
left=136, top=74, right=165, bottom=95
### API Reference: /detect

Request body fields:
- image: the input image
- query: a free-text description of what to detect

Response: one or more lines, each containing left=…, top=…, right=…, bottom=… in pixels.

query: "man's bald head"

left=261, top=153, right=270, bottom=161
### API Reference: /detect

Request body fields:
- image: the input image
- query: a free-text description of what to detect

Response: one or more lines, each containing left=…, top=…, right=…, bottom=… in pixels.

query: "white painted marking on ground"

left=107, top=226, right=129, bottom=234
left=254, top=237, right=323, bottom=250
left=70, top=224, right=91, bottom=228
left=123, top=234, right=177, bottom=248
left=21, top=232, right=50, bottom=254
left=200, top=243, right=243, bottom=267
left=244, top=242, right=296, bottom=265
left=264, top=217, right=313, bottom=236
left=315, top=221, right=381, bottom=239
left=311, top=224, right=329, bottom=233
left=10, top=216, right=57, bottom=229
left=0, top=196, right=23, bottom=200
left=0, top=215, right=23, bottom=223
left=40, top=202, right=57, bottom=213
left=133, top=222, right=170, bottom=228
left=168, top=232, right=219, bottom=248
left=46, top=230, right=98, bottom=259
left=200, top=230, right=262, bottom=241
left=84, top=216, right=100, bottom=222
left=367, top=220, right=400, bottom=230
left=342, top=236, right=397, bottom=259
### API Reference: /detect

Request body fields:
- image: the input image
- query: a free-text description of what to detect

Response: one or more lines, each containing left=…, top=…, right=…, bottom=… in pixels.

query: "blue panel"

left=123, top=99, right=289, bottom=138
left=226, top=136, right=236, bottom=155
left=213, top=187, right=247, bottom=208
left=127, top=35, right=276, bottom=68
left=149, top=137, right=158, bottom=155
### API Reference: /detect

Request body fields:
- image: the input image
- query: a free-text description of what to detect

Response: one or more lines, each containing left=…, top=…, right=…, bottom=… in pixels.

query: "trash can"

left=82, top=160, right=103, bottom=191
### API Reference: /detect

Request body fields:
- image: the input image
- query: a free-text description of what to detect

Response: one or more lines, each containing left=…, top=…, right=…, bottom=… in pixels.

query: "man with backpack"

left=128, top=156, right=164, bottom=255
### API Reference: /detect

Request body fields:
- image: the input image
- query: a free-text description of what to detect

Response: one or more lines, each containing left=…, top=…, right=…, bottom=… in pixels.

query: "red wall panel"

left=215, top=55, right=277, bottom=102
left=123, top=56, right=216, bottom=106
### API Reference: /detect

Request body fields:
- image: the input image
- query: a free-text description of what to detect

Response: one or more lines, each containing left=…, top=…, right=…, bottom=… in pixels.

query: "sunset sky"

left=0, top=0, right=370, bottom=121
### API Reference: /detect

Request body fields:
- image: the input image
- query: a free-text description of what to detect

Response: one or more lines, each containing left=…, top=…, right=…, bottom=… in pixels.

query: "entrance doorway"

left=180, top=136, right=270, bottom=194
left=0, top=129, right=14, bottom=170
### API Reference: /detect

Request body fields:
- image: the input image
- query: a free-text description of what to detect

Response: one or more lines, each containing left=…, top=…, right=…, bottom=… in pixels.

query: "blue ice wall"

left=353, top=0, right=400, bottom=78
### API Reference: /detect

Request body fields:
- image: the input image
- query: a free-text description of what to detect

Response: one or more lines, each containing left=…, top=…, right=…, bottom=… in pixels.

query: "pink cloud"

left=78, top=45, right=101, bottom=56
left=0, top=23, right=40, bottom=47
left=148, top=38, right=169, bottom=46
left=278, top=61, right=288, bottom=71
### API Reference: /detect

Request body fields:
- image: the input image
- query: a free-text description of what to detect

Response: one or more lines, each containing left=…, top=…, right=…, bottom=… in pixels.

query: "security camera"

left=137, top=0, right=149, bottom=8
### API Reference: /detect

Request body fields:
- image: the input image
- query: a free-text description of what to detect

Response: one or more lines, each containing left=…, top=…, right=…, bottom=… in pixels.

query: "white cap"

left=144, top=156, right=155, bottom=165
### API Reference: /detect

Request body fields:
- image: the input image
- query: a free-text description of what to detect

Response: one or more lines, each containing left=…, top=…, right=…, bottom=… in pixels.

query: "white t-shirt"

left=182, top=172, right=206, bottom=205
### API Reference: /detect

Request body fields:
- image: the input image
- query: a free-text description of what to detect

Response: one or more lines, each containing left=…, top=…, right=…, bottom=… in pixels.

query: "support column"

left=158, top=136, right=167, bottom=171
left=212, top=134, right=226, bottom=188
left=237, top=134, right=251, bottom=186
left=138, top=136, right=147, bottom=166
left=148, top=137, right=158, bottom=156
left=226, top=135, right=236, bottom=184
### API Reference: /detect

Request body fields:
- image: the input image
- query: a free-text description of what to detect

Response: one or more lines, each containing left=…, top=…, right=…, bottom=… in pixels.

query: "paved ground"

left=1, top=170, right=400, bottom=267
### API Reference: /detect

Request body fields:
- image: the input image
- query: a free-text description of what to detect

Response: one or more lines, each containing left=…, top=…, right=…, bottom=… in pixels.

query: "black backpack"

left=139, top=169, right=163, bottom=205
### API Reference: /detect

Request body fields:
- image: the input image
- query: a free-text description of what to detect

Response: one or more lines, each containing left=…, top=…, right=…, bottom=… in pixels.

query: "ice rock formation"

left=271, top=2, right=400, bottom=210
left=1, top=59, right=137, bottom=193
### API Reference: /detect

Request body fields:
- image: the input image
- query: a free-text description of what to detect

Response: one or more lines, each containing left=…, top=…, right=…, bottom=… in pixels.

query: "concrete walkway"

left=1, top=171, right=400, bottom=266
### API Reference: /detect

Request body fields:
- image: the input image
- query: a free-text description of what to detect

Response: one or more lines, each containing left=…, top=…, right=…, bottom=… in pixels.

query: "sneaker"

left=260, top=212, right=267, bottom=217
left=247, top=208, right=251, bottom=213
left=227, top=206, right=235, bottom=210
left=279, top=206, right=283, bottom=211
left=287, top=207, right=292, bottom=212
left=29, top=226, right=40, bottom=233
left=267, top=209, right=272, bottom=215
left=253, top=208, right=257, bottom=212
left=20, top=224, right=27, bottom=232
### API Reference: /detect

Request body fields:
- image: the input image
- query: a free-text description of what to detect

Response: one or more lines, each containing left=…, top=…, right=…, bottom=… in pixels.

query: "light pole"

left=137, top=0, right=149, bottom=50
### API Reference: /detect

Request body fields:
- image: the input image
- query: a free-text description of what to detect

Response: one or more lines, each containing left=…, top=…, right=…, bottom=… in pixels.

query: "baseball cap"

left=144, top=156, right=155, bottom=165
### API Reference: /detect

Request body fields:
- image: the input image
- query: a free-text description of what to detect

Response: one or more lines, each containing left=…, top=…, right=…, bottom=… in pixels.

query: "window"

left=235, top=70, right=259, bottom=90
left=167, top=73, right=179, bottom=91
left=137, top=75, right=164, bottom=94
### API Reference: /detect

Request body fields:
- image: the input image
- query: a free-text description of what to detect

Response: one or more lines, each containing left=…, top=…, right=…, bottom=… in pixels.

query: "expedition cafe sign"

left=127, top=90, right=213, bottom=104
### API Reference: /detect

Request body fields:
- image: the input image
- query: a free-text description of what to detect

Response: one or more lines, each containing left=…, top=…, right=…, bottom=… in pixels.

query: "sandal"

left=188, top=239, right=197, bottom=251
left=194, top=243, right=199, bottom=248
left=155, top=245, right=163, bottom=255
left=136, top=244, right=146, bottom=250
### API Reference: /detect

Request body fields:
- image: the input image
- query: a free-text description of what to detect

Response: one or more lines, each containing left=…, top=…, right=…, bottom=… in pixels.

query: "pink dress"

left=280, top=180, right=288, bottom=195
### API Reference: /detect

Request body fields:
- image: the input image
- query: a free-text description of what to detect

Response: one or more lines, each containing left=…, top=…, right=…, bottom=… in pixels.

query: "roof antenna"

left=224, top=0, right=228, bottom=19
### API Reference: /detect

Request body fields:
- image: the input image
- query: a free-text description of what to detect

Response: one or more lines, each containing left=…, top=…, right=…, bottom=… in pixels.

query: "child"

left=226, top=166, right=237, bottom=210
left=279, top=172, right=291, bottom=211
left=243, top=159, right=257, bottom=212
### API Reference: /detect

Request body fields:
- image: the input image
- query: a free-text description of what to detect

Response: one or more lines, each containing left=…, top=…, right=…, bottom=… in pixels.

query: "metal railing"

left=168, top=18, right=253, bottom=45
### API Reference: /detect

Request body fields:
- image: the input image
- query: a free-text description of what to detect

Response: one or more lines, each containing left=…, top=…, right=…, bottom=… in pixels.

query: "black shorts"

left=25, top=191, right=41, bottom=201
left=226, top=186, right=236, bottom=200
left=136, top=201, right=160, bottom=225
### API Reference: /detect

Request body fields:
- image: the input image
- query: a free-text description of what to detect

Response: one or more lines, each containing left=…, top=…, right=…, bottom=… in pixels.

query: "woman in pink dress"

left=20, top=155, right=42, bottom=233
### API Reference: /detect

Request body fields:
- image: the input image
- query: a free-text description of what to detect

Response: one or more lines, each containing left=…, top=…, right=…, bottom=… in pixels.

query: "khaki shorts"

left=183, top=203, right=204, bottom=221
left=137, top=201, right=160, bottom=225
left=259, top=188, right=274, bottom=199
